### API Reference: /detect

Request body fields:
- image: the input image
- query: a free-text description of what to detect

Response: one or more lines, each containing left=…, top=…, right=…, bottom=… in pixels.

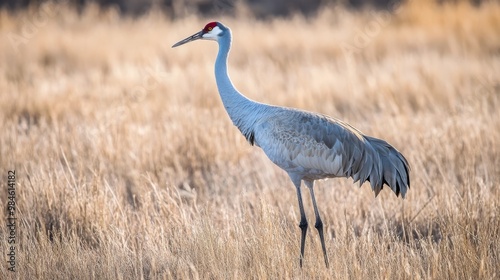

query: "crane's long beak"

left=172, top=30, right=204, bottom=48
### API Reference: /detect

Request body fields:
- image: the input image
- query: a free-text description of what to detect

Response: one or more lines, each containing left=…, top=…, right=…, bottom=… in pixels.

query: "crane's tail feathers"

left=364, top=136, right=410, bottom=198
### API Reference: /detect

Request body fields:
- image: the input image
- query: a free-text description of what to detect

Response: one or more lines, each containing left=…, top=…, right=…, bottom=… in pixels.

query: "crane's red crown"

left=203, top=22, right=218, bottom=32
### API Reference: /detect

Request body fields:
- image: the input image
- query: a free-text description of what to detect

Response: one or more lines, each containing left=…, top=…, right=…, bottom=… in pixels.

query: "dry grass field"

left=1, top=1, right=500, bottom=279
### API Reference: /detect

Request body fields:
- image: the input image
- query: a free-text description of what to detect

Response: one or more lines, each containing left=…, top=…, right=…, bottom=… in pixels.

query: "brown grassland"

left=1, top=1, right=500, bottom=279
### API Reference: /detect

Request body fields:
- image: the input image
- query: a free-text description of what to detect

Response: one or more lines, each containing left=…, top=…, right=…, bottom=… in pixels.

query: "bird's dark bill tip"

left=171, top=40, right=188, bottom=48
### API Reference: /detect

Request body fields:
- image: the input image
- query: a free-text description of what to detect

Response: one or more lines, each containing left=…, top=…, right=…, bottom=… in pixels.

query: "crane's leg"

left=304, top=180, right=329, bottom=268
left=291, top=176, right=308, bottom=267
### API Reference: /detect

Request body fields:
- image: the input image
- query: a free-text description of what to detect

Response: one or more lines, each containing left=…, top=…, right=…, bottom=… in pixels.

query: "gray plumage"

left=173, top=21, right=410, bottom=268
left=251, top=107, right=410, bottom=198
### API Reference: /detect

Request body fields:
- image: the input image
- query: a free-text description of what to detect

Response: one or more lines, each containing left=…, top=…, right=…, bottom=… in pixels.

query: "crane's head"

left=172, top=22, right=227, bottom=48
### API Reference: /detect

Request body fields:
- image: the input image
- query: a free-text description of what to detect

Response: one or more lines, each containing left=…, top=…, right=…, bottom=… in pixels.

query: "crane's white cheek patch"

left=202, top=26, right=223, bottom=40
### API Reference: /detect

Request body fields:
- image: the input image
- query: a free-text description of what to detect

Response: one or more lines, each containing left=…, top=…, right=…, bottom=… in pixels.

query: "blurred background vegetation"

left=0, top=0, right=493, bottom=18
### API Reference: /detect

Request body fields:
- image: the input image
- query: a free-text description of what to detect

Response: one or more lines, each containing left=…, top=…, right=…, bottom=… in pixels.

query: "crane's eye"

left=207, top=26, right=213, bottom=31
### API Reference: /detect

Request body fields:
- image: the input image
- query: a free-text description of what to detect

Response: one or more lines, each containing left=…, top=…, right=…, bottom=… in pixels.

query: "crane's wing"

left=253, top=107, right=410, bottom=197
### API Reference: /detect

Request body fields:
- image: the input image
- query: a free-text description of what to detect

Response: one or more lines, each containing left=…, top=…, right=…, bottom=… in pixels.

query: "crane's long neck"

left=215, top=30, right=262, bottom=144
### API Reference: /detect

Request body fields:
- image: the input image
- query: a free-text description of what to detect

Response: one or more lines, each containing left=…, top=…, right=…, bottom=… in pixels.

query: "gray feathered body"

left=238, top=105, right=410, bottom=198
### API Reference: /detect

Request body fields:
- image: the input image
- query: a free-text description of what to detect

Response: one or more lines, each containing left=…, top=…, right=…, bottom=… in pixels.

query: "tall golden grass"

left=1, top=1, right=499, bottom=278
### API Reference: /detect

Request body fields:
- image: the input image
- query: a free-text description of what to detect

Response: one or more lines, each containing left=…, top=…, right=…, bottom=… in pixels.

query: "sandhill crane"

left=172, top=21, right=410, bottom=268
